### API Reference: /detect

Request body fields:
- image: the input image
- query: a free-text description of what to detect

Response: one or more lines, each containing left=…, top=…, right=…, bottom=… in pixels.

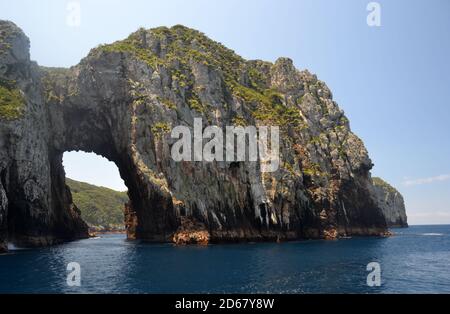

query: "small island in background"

left=66, top=178, right=128, bottom=235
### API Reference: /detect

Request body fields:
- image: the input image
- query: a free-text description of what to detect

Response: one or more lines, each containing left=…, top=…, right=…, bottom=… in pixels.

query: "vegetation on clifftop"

left=0, top=21, right=22, bottom=55
left=372, top=177, right=398, bottom=194
left=91, top=25, right=304, bottom=127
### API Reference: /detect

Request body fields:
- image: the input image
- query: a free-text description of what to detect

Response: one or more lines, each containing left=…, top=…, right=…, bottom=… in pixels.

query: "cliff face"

left=1, top=21, right=398, bottom=251
left=371, top=177, right=408, bottom=228
left=0, top=21, right=88, bottom=252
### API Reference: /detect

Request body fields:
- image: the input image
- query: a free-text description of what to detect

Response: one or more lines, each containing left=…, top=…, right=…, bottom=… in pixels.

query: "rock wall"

left=371, top=177, right=408, bottom=228
left=0, top=21, right=88, bottom=252
left=1, top=21, right=402, bottom=251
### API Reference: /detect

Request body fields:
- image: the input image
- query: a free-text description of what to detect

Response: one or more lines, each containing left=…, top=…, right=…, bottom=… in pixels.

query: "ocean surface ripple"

left=1, top=225, right=449, bottom=293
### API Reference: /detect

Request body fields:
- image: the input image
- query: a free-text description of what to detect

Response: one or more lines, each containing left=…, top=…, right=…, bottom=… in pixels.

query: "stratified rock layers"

left=1, top=21, right=403, bottom=251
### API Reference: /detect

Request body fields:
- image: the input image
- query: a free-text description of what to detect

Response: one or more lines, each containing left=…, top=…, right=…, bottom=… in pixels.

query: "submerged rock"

left=0, top=21, right=406, bottom=251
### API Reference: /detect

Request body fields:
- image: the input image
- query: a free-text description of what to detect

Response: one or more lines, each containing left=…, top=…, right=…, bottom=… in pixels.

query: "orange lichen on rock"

left=323, top=228, right=338, bottom=240
left=172, top=217, right=210, bottom=245
left=382, top=230, right=394, bottom=237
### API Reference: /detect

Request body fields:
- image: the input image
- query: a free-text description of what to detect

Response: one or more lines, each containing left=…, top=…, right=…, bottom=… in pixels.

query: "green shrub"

left=232, top=115, right=247, bottom=126
left=158, top=97, right=176, bottom=110
left=151, top=122, right=171, bottom=138
left=0, top=79, right=24, bottom=120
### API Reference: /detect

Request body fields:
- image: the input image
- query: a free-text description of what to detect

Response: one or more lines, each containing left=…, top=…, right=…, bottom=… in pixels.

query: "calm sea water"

left=1, top=225, right=449, bottom=293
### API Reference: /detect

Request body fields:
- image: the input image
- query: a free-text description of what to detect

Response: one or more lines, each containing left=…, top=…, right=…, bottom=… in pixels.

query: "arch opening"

left=62, top=151, right=129, bottom=234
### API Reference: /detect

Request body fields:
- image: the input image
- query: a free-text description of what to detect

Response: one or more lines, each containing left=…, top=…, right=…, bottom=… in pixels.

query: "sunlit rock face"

left=371, top=177, right=408, bottom=228
left=1, top=21, right=403, bottom=251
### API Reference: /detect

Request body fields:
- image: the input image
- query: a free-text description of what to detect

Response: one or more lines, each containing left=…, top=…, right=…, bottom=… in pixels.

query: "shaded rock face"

left=0, top=21, right=88, bottom=252
left=371, top=177, right=408, bottom=228
left=0, top=21, right=397, bottom=251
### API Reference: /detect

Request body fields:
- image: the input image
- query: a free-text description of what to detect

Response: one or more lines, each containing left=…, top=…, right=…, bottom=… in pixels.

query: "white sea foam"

left=421, top=233, right=444, bottom=236
left=7, top=243, right=24, bottom=250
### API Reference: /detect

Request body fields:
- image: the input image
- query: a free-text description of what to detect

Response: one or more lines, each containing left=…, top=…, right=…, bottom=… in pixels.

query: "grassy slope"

left=66, top=178, right=128, bottom=229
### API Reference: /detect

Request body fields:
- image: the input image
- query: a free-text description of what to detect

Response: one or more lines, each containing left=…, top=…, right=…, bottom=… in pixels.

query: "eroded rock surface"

left=0, top=21, right=406, bottom=251
left=371, top=177, right=408, bottom=228
left=0, top=21, right=88, bottom=252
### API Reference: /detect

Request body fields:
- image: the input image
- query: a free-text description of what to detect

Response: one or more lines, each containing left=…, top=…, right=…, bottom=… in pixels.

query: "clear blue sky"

left=1, top=0, right=449, bottom=224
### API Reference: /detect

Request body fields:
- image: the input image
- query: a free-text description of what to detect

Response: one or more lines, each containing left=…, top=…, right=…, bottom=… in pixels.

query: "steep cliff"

left=1, top=21, right=398, bottom=251
left=371, top=177, right=408, bottom=228
left=0, top=21, right=88, bottom=252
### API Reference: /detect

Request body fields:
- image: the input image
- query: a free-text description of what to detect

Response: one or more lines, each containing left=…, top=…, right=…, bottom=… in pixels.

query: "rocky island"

left=0, top=20, right=406, bottom=252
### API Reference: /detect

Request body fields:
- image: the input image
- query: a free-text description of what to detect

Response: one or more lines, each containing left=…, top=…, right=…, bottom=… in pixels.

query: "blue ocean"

left=1, top=225, right=449, bottom=293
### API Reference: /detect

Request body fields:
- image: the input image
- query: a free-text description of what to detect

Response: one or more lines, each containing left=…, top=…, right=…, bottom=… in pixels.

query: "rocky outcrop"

left=173, top=217, right=210, bottom=245
left=1, top=21, right=400, bottom=251
left=371, top=177, right=408, bottom=228
left=0, top=21, right=88, bottom=252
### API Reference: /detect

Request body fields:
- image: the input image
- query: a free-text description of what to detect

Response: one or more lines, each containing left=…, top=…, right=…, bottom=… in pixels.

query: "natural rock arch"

left=1, top=21, right=394, bottom=252
left=46, top=67, right=179, bottom=242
